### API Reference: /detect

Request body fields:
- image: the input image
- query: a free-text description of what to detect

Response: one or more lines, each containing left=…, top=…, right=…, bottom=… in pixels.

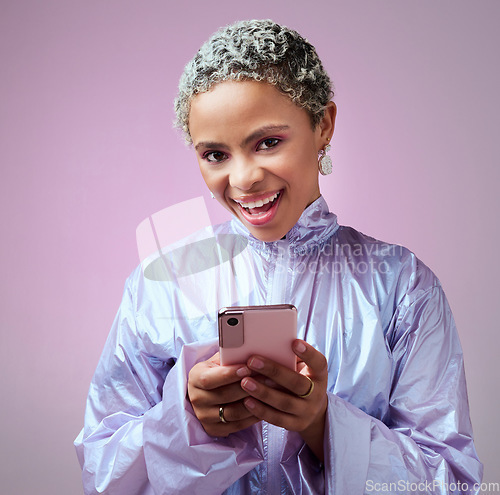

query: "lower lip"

left=236, top=192, right=283, bottom=226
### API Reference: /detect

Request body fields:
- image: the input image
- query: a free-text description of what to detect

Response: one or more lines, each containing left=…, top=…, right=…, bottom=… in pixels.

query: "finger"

left=216, top=400, right=255, bottom=424
left=243, top=393, right=326, bottom=434
left=241, top=377, right=304, bottom=415
left=200, top=399, right=261, bottom=438
left=210, top=381, right=252, bottom=404
left=204, top=415, right=261, bottom=438
left=242, top=396, right=298, bottom=431
left=206, top=352, right=221, bottom=366
left=246, top=355, right=313, bottom=397
left=292, top=340, right=328, bottom=380
left=189, top=380, right=251, bottom=413
left=190, top=361, right=251, bottom=391
left=241, top=380, right=327, bottom=433
left=253, top=375, right=282, bottom=390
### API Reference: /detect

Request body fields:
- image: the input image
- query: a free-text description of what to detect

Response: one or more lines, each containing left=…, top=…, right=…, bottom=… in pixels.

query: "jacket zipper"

left=264, top=238, right=290, bottom=493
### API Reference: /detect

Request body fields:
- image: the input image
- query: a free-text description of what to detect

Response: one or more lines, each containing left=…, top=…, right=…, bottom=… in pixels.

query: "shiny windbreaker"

left=75, top=196, right=482, bottom=494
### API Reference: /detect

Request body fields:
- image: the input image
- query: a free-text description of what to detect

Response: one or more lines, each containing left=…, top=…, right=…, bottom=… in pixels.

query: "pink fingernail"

left=249, top=357, right=264, bottom=370
left=237, top=367, right=250, bottom=377
left=245, top=398, right=256, bottom=409
left=294, top=341, right=306, bottom=354
left=242, top=378, right=257, bottom=391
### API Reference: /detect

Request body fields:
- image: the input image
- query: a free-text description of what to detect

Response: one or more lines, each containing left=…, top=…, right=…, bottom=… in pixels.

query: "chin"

left=247, top=227, right=287, bottom=243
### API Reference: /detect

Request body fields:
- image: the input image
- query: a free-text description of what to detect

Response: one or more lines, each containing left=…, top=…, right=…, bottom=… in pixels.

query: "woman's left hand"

left=240, top=339, right=328, bottom=461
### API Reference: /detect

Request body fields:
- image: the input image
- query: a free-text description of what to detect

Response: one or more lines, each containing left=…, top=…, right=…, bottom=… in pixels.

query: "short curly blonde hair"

left=174, top=19, right=334, bottom=143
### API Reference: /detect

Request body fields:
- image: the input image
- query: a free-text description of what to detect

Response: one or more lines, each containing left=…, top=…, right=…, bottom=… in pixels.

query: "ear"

left=317, top=101, right=337, bottom=144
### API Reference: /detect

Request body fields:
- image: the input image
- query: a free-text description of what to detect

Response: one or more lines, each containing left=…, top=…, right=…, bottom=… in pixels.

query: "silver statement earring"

left=318, top=144, right=332, bottom=176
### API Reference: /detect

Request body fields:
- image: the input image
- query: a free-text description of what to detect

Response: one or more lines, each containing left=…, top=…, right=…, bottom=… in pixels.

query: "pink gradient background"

left=1, top=1, right=498, bottom=492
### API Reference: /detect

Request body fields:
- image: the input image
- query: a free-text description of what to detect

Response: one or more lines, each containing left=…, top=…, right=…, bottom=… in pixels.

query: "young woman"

left=75, top=20, right=482, bottom=494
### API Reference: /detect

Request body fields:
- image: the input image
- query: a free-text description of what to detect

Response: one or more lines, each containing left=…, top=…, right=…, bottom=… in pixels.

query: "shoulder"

left=327, top=225, right=443, bottom=321
left=330, top=226, right=456, bottom=354
left=334, top=225, right=437, bottom=282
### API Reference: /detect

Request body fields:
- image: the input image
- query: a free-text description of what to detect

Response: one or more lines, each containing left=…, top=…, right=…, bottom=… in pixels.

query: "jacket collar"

left=230, top=195, right=339, bottom=254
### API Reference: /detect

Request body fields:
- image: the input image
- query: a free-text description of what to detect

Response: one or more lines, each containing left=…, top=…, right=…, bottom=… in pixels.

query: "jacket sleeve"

left=74, top=276, right=263, bottom=495
left=323, top=282, right=483, bottom=494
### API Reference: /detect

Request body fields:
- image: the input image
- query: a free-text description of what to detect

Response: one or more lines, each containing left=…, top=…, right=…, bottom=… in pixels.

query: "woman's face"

left=189, top=80, right=335, bottom=242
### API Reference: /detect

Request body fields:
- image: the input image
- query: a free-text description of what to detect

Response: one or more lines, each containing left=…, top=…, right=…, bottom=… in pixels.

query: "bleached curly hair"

left=174, top=19, right=334, bottom=143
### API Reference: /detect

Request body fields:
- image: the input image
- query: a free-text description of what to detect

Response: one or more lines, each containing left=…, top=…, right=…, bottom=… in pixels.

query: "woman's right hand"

left=187, top=352, right=261, bottom=437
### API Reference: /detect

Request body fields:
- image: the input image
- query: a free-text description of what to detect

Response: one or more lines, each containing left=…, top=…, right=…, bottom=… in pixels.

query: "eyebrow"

left=241, top=125, right=290, bottom=147
left=194, top=125, right=290, bottom=152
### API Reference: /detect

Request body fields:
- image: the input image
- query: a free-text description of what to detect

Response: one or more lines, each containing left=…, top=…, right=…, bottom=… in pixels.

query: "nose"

left=228, top=157, right=265, bottom=191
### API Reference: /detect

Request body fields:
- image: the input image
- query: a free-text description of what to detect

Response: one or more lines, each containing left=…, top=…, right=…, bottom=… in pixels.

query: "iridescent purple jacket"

left=75, top=196, right=482, bottom=494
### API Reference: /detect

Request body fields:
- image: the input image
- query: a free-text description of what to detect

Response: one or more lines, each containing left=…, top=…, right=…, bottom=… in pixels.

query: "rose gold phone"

left=218, top=304, right=297, bottom=370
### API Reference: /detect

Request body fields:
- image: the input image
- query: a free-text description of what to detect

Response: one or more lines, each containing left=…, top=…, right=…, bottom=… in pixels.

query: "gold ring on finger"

left=219, top=405, right=228, bottom=424
left=298, top=375, right=314, bottom=399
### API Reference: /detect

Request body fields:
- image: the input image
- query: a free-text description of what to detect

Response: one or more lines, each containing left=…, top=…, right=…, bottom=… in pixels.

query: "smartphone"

left=218, top=304, right=297, bottom=370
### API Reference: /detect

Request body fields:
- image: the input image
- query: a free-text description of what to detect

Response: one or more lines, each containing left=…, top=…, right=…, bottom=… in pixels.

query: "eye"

left=203, top=151, right=227, bottom=163
left=257, top=138, right=280, bottom=151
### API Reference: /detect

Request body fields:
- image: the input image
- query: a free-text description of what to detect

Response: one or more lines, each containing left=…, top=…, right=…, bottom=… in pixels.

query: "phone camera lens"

left=227, top=317, right=239, bottom=326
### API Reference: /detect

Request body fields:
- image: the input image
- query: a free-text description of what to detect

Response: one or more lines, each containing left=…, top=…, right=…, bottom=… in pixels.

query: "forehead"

left=188, top=80, right=310, bottom=142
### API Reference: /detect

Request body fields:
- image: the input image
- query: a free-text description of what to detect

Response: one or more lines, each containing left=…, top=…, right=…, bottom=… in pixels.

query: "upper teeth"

left=239, top=192, right=279, bottom=209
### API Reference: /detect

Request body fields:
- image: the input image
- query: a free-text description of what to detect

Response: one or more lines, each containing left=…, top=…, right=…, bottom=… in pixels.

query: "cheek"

left=197, top=162, right=214, bottom=184
left=277, top=154, right=318, bottom=184
left=286, top=141, right=318, bottom=169
left=198, top=167, right=227, bottom=195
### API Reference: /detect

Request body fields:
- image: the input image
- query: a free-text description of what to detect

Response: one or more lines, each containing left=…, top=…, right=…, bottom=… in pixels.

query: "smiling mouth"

left=237, top=191, right=281, bottom=214
left=233, top=190, right=283, bottom=226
